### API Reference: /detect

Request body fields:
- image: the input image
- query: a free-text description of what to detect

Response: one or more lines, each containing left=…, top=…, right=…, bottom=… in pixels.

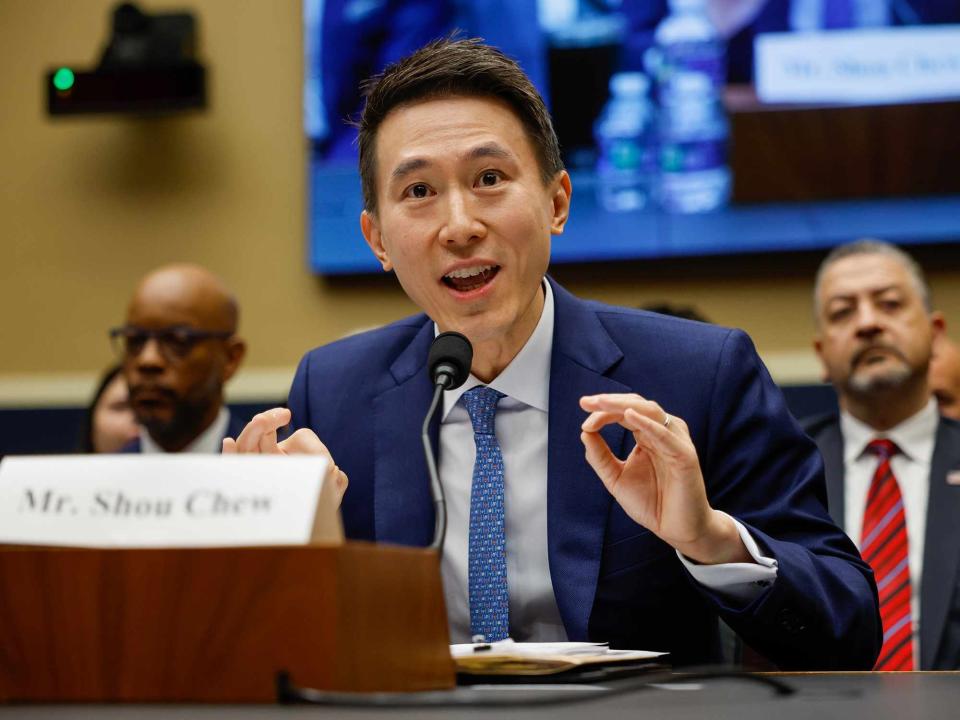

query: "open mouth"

left=441, top=265, right=500, bottom=293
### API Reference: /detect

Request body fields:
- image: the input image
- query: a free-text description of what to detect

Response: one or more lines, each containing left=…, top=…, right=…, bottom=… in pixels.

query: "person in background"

left=805, top=239, right=960, bottom=670
left=111, top=264, right=247, bottom=453
left=78, top=364, right=140, bottom=453
left=930, top=332, right=960, bottom=421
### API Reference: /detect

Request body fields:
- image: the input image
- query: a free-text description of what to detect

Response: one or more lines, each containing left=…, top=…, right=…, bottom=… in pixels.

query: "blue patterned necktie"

left=462, top=385, right=509, bottom=641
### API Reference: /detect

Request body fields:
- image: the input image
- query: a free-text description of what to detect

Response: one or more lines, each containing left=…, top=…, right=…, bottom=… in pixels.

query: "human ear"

left=812, top=336, right=830, bottom=383
left=549, top=171, right=572, bottom=235
left=361, top=210, right=393, bottom=271
left=931, top=310, right=946, bottom=339
left=222, top=338, right=247, bottom=382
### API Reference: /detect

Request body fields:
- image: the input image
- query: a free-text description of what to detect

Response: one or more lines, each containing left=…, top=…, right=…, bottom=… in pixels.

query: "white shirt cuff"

left=676, top=512, right=778, bottom=605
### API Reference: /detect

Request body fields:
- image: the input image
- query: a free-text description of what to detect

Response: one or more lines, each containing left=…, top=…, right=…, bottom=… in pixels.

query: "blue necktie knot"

left=463, top=386, right=505, bottom=436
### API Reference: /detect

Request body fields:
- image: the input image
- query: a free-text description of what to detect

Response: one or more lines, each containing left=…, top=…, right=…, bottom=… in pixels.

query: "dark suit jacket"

left=289, top=278, right=880, bottom=669
left=803, top=412, right=960, bottom=669
left=120, top=411, right=246, bottom=454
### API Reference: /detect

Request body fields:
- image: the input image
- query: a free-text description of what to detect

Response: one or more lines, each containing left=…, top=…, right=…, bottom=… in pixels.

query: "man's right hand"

left=223, top=407, right=348, bottom=502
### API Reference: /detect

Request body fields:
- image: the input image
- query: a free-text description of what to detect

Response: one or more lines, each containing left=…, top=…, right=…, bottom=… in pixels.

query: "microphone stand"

left=423, top=331, right=471, bottom=555
left=423, top=380, right=447, bottom=553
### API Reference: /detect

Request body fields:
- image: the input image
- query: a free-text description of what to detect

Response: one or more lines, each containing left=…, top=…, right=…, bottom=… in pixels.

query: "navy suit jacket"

left=803, top=412, right=960, bottom=669
left=289, top=278, right=880, bottom=669
left=120, top=411, right=246, bottom=454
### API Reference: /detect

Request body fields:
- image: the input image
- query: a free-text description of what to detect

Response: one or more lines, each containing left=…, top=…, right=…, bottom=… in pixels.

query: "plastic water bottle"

left=593, top=72, right=655, bottom=213
left=650, top=0, right=726, bottom=99
left=649, top=0, right=730, bottom=213
left=657, top=71, right=731, bottom=213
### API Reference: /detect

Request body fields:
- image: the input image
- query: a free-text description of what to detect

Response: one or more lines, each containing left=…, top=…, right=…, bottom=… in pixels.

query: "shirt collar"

left=840, top=398, right=939, bottom=464
left=140, top=406, right=230, bottom=454
left=440, top=279, right=554, bottom=419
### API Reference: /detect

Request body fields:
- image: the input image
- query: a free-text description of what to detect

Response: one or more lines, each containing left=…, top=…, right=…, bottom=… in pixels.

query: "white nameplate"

left=755, top=26, right=960, bottom=105
left=0, top=455, right=335, bottom=548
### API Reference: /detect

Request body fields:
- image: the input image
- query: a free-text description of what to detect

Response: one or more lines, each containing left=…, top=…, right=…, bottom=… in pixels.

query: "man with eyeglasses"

left=110, top=264, right=247, bottom=453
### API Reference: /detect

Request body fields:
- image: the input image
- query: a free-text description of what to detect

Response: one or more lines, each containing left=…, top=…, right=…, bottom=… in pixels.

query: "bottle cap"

left=668, top=0, right=707, bottom=11
left=609, top=72, right=649, bottom=96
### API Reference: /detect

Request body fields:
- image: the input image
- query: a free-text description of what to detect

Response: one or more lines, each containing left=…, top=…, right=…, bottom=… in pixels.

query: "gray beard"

left=847, top=363, right=913, bottom=395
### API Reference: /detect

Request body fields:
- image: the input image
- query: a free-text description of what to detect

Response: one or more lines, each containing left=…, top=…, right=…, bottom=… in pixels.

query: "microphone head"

left=428, top=331, right=473, bottom=390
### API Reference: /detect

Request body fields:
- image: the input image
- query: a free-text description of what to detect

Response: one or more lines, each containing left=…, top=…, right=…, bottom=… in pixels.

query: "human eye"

left=163, top=328, right=196, bottom=357
left=878, top=295, right=903, bottom=312
left=827, top=305, right=852, bottom=323
left=476, top=170, right=503, bottom=188
left=125, top=331, right=147, bottom=354
left=403, top=182, right=433, bottom=200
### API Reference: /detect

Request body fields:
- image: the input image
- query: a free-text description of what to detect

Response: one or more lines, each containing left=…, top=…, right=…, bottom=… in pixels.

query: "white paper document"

left=451, top=639, right=663, bottom=660
left=0, top=454, right=328, bottom=548
left=451, top=639, right=666, bottom=675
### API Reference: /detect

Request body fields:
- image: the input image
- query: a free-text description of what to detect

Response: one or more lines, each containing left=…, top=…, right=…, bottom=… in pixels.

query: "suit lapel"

left=920, top=419, right=960, bottom=669
left=372, top=319, right=438, bottom=547
left=818, top=418, right=846, bottom=526
left=546, top=280, right=630, bottom=640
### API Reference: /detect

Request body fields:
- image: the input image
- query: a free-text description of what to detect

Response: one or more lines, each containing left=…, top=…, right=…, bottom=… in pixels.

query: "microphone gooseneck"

left=424, top=332, right=473, bottom=553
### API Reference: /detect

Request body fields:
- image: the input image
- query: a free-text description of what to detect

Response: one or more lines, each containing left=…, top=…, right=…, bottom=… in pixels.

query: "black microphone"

left=424, top=332, right=473, bottom=552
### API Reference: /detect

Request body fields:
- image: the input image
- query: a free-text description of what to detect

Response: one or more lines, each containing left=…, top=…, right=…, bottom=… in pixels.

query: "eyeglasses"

left=109, top=325, right=234, bottom=364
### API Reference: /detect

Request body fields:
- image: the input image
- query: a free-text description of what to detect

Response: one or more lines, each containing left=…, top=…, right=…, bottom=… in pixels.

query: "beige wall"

left=3, top=0, right=959, bottom=404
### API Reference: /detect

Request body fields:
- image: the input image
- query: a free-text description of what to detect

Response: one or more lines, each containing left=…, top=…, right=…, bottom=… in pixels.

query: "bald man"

left=931, top=333, right=960, bottom=421
left=110, top=264, right=247, bottom=453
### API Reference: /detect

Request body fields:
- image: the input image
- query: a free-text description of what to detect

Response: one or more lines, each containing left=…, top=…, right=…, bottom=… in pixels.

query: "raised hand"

left=579, top=393, right=748, bottom=565
left=223, top=408, right=348, bottom=503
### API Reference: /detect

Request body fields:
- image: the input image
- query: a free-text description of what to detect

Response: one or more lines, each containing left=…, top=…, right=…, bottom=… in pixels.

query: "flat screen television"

left=304, top=0, right=960, bottom=274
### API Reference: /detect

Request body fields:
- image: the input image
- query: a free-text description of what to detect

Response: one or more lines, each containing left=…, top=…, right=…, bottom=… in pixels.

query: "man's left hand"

left=579, top=393, right=750, bottom=565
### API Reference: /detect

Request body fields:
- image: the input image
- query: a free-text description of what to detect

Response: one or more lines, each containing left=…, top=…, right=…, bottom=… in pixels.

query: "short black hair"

left=357, top=37, right=564, bottom=214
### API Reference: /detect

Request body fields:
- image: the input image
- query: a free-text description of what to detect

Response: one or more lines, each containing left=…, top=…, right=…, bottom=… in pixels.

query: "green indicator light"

left=53, top=67, right=75, bottom=91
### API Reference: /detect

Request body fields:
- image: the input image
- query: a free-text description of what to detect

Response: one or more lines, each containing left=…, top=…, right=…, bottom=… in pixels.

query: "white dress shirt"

left=140, top=407, right=230, bottom=454
left=840, top=399, right=937, bottom=662
left=438, top=281, right=777, bottom=643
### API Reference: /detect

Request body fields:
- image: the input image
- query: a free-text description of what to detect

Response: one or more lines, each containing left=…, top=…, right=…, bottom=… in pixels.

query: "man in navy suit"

left=229, top=38, right=879, bottom=669
left=112, top=264, right=247, bottom=453
left=804, top=240, right=960, bottom=669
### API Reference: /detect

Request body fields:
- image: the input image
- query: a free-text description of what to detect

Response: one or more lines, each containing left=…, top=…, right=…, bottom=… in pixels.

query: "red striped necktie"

left=862, top=438, right=914, bottom=671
